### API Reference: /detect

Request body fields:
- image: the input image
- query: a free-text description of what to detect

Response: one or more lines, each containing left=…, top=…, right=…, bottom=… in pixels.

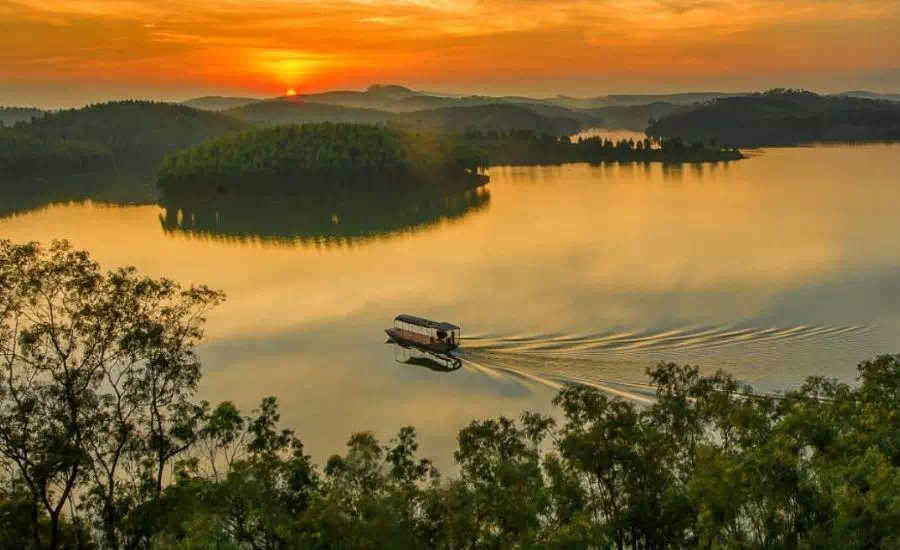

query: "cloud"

left=1, top=0, right=898, bottom=102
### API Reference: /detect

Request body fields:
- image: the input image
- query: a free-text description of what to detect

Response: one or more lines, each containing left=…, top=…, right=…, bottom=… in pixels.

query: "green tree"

left=0, top=240, right=223, bottom=550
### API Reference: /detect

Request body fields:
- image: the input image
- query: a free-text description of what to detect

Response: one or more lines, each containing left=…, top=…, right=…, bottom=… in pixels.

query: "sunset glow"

left=1, top=0, right=898, bottom=106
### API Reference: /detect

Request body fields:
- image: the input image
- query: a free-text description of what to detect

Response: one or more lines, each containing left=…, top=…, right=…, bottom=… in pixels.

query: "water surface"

left=2, top=144, right=899, bottom=469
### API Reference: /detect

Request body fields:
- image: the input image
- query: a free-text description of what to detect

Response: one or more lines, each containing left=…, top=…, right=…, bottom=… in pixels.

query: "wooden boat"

left=385, top=314, right=461, bottom=354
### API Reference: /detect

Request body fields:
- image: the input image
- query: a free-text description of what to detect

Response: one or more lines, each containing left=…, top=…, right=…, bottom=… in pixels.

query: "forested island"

left=3, top=241, right=900, bottom=550
left=156, top=123, right=489, bottom=199
left=462, top=130, right=743, bottom=164
left=647, top=89, right=900, bottom=147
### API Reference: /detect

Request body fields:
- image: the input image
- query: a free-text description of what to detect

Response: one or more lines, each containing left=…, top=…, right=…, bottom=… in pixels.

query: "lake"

left=2, top=143, right=899, bottom=470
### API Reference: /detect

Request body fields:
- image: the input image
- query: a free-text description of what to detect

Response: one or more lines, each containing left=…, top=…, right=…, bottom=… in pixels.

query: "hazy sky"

left=2, top=0, right=899, bottom=107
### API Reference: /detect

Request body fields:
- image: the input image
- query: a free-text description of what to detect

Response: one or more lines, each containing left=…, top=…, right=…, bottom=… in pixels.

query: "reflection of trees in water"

left=158, top=186, right=491, bottom=248
left=0, top=166, right=159, bottom=220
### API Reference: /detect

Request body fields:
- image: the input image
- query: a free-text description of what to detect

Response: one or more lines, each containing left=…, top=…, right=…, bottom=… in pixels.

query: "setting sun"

left=286, top=89, right=297, bottom=97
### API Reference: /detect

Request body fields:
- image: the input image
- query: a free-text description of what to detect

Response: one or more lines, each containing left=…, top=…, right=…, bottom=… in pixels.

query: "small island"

left=157, top=122, right=490, bottom=200
left=462, top=130, right=744, bottom=165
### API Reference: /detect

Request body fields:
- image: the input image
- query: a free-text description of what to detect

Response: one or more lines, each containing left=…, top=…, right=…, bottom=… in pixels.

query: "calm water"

left=2, top=144, right=899, bottom=469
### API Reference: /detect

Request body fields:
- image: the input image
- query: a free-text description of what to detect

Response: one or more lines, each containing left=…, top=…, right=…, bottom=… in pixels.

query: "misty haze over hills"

left=171, top=84, right=900, bottom=133
left=3, top=86, right=898, bottom=185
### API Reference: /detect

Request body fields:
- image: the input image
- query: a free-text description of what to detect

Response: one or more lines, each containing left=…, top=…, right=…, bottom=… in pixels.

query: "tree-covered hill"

left=396, top=103, right=583, bottom=135
left=0, top=127, right=114, bottom=178
left=227, top=99, right=392, bottom=125
left=157, top=123, right=489, bottom=199
left=646, top=89, right=900, bottom=147
left=17, top=100, right=251, bottom=160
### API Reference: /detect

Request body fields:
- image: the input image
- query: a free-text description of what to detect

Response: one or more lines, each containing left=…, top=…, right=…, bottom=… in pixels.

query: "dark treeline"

left=647, top=89, right=900, bottom=147
left=3, top=241, right=900, bottom=550
left=462, top=129, right=743, bottom=165
left=156, top=123, right=489, bottom=200
left=0, top=127, right=114, bottom=178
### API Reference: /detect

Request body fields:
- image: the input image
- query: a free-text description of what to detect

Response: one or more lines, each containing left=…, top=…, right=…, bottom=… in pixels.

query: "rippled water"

left=2, top=143, right=899, bottom=468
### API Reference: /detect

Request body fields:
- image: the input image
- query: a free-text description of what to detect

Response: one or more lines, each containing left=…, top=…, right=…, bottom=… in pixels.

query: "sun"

left=286, top=89, right=297, bottom=96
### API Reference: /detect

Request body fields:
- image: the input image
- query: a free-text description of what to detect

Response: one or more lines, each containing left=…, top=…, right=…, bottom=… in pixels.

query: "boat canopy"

left=394, top=314, right=460, bottom=332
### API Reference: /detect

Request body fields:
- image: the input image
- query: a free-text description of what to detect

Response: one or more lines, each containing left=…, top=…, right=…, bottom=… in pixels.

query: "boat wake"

left=453, top=324, right=873, bottom=403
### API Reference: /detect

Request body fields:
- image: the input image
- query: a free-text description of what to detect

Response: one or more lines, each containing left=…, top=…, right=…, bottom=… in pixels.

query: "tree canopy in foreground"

left=2, top=241, right=900, bottom=550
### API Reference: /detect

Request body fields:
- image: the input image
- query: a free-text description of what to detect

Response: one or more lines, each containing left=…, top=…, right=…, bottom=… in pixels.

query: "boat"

left=385, top=314, right=461, bottom=354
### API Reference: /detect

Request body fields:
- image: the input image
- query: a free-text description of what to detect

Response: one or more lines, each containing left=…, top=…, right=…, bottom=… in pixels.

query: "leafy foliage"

left=0, top=240, right=224, bottom=550
left=646, top=89, right=900, bottom=147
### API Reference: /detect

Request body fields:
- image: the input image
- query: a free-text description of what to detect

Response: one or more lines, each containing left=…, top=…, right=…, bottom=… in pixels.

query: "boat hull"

left=385, top=328, right=459, bottom=354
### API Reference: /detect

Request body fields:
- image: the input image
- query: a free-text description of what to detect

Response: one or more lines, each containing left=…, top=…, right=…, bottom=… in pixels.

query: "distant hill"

left=18, top=100, right=251, bottom=160
left=646, top=89, right=900, bottom=147
left=227, top=99, right=591, bottom=135
left=291, top=84, right=430, bottom=112
left=508, top=103, right=603, bottom=129
left=182, top=96, right=262, bottom=111
left=836, top=91, right=900, bottom=102
left=552, top=93, right=741, bottom=110
left=183, top=85, right=751, bottom=128
left=1, top=106, right=45, bottom=127
left=396, top=103, right=583, bottom=135
left=588, top=102, right=680, bottom=131
left=227, top=99, right=392, bottom=125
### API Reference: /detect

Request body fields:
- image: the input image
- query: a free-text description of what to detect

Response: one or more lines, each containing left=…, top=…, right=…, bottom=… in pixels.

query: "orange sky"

left=1, top=0, right=899, bottom=107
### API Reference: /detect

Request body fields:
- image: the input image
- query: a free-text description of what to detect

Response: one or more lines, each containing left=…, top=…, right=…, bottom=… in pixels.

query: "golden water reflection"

left=1, top=144, right=899, bottom=470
